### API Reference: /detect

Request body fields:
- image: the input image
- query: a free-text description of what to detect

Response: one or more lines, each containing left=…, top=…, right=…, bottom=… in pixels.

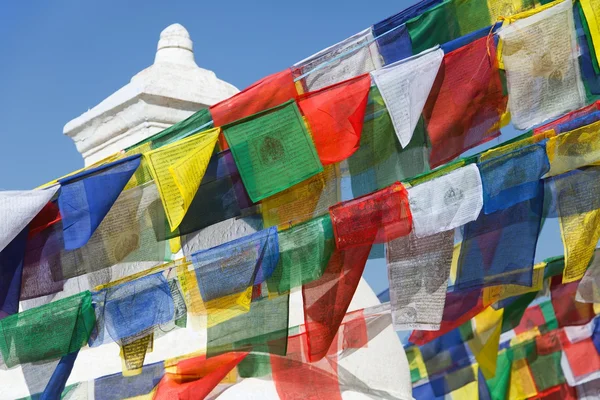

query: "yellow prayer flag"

left=581, top=0, right=600, bottom=65
left=119, top=334, right=154, bottom=377
left=145, top=128, right=220, bottom=231
left=468, top=307, right=504, bottom=380
left=123, top=142, right=154, bottom=191
left=479, top=131, right=554, bottom=162
left=559, top=208, right=600, bottom=283
left=448, top=365, right=480, bottom=399
left=508, top=357, right=537, bottom=400
left=546, top=119, right=600, bottom=177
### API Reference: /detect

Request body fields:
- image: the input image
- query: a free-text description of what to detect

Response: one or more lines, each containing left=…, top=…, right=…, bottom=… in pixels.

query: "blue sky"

left=0, top=1, right=564, bottom=295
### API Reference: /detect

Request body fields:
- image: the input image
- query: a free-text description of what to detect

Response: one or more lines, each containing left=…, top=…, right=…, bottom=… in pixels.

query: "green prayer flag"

left=0, top=292, right=95, bottom=368
left=223, top=100, right=323, bottom=202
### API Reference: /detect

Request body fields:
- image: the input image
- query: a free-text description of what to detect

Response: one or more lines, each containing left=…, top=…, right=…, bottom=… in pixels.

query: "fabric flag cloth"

left=329, top=182, right=412, bottom=250
left=297, top=74, right=371, bottom=164
left=347, top=87, right=429, bottom=198
left=0, top=291, right=94, bottom=368
left=206, top=293, right=290, bottom=358
left=575, top=2, right=600, bottom=97
left=371, top=47, right=444, bottom=148
left=92, top=361, right=165, bottom=400
left=210, top=69, right=298, bottom=128
left=39, top=350, right=79, bottom=400
left=189, top=227, right=279, bottom=302
left=302, top=243, right=372, bottom=362
left=222, top=100, right=324, bottom=203
left=372, top=0, right=442, bottom=64
left=478, top=141, right=550, bottom=214
left=144, top=127, right=220, bottom=231
left=576, top=249, right=600, bottom=302
left=0, top=186, right=58, bottom=253
left=90, top=273, right=175, bottom=346
left=292, top=28, right=382, bottom=92
left=408, top=163, right=483, bottom=238
left=0, top=227, right=28, bottom=319
left=455, top=184, right=543, bottom=290
left=58, top=155, right=141, bottom=250
left=422, top=35, right=507, bottom=168
left=19, top=182, right=166, bottom=300
left=267, top=215, right=335, bottom=295
left=260, top=164, right=340, bottom=229
left=468, top=306, right=503, bottom=380
left=533, top=100, right=600, bottom=135
left=386, top=230, right=454, bottom=330
left=159, top=149, right=254, bottom=241
left=497, top=0, right=586, bottom=130
left=154, top=352, right=248, bottom=400
left=580, top=0, right=600, bottom=67
left=550, top=167, right=600, bottom=282
left=554, top=111, right=600, bottom=135
left=545, top=119, right=600, bottom=177
left=551, top=275, right=596, bottom=328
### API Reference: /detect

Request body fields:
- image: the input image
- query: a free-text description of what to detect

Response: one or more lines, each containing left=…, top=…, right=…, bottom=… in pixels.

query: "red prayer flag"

left=154, top=352, right=248, bottom=400
left=302, top=243, right=372, bottom=362
left=514, top=304, right=549, bottom=336
left=210, top=69, right=298, bottom=149
left=562, top=335, right=600, bottom=378
left=423, top=36, right=507, bottom=168
left=297, top=74, right=371, bottom=164
left=551, top=276, right=595, bottom=328
left=534, top=384, right=577, bottom=400
left=271, top=332, right=342, bottom=400
left=329, top=182, right=412, bottom=250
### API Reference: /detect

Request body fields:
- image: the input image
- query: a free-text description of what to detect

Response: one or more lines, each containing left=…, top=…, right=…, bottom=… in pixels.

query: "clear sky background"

left=0, top=0, right=564, bottom=296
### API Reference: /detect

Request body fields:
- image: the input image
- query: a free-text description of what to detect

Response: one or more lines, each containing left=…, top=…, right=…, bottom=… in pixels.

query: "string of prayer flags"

left=422, top=34, right=507, bottom=168
left=189, top=227, right=279, bottom=303
left=301, top=243, right=371, bottom=362
left=408, top=163, right=483, bottom=238
left=329, top=182, right=411, bottom=250
left=372, top=0, right=442, bottom=65
left=20, top=182, right=167, bottom=300
left=545, top=119, right=600, bottom=177
left=455, top=185, right=543, bottom=290
left=90, top=273, right=174, bottom=346
left=386, top=230, right=454, bottom=331
left=297, top=74, right=371, bottom=164
left=206, top=294, right=290, bottom=358
left=260, top=164, right=340, bottom=229
left=0, top=186, right=58, bottom=253
left=57, top=155, right=141, bottom=250
left=533, top=100, right=600, bottom=134
left=0, top=228, right=28, bottom=319
left=145, top=127, right=220, bottom=231
left=497, top=0, right=586, bottom=130
left=222, top=100, right=324, bottom=203
left=292, top=28, right=382, bottom=92
left=0, top=291, right=94, bottom=368
left=267, top=215, right=335, bottom=295
left=478, top=141, right=550, bottom=214
left=154, top=352, right=248, bottom=400
left=210, top=69, right=297, bottom=129
left=580, top=0, right=600, bottom=67
left=550, top=167, right=600, bottom=282
left=347, top=87, right=429, bottom=198
left=371, top=47, right=444, bottom=148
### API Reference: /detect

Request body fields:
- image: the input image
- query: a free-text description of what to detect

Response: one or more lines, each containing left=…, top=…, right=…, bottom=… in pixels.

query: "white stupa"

left=0, top=24, right=412, bottom=399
